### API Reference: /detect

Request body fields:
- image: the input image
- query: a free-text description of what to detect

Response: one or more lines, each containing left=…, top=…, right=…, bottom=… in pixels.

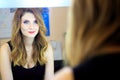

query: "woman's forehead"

left=21, top=12, right=36, bottom=20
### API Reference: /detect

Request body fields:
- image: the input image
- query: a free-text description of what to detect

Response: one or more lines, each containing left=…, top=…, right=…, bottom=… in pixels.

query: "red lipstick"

left=28, top=31, right=35, bottom=34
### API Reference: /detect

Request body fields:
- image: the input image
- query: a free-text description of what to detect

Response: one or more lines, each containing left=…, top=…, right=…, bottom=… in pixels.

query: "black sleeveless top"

left=8, top=41, right=45, bottom=80
left=73, top=53, right=120, bottom=80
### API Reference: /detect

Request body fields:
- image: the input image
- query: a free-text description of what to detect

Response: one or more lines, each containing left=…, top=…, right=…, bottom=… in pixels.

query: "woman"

left=0, top=8, right=54, bottom=80
left=55, top=0, right=120, bottom=80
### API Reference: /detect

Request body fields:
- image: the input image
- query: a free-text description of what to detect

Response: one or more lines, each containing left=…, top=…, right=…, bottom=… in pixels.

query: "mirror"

left=0, top=2, right=70, bottom=77
left=0, top=7, right=69, bottom=61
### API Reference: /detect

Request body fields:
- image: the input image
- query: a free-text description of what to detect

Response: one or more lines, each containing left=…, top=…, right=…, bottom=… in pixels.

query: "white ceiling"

left=0, top=0, right=71, bottom=8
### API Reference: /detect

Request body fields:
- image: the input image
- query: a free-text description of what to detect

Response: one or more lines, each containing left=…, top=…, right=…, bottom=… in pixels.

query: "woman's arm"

left=54, top=67, right=74, bottom=80
left=44, top=44, right=54, bottom=80
left=0, top=43, right=13, bottom=80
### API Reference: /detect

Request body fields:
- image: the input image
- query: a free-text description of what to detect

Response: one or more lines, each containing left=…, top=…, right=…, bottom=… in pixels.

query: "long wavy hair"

left=66, top=0, right=120, bottom=67
left=11, top=8, right=48, bottom=66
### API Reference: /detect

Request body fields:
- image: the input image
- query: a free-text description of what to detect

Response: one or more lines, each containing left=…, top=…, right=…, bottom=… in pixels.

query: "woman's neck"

left=23, top=37, right=34, bottom=57
left=23, top=37, right=34, bottom=46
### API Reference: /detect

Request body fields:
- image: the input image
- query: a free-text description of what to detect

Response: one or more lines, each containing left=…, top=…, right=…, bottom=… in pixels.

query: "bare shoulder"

left=0, top=43, right=13, bottom=80
left=1, top=42, right=10, bottom=51
left=0, top=42, right=11, bottom=68
left=45, top=43, right=53, bottom=56
left=0, top=42, right=11, bottom=56
left=54, top=67, right=74, bottom=80
left=48, top=43, right=53, bottom=51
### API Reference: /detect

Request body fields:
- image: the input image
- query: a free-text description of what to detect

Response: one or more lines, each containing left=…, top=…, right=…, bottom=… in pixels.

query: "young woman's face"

left=21, top=12, right=39, bottom=38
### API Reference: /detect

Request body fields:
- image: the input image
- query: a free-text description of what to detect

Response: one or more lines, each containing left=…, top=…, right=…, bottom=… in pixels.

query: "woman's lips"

left=28, top=31, right=35, bottom=34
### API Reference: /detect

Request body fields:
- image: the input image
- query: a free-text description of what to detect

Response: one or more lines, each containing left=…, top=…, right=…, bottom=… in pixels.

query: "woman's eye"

left=34, top=20, right=38, bottom=24
left=23, top=20, right=29, bottom=24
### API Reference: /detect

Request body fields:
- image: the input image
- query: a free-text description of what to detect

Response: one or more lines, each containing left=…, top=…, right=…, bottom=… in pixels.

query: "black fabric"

left=7, top=41, right=45, bottom=80
left=12, top=62, right=45, bottom=80
left=54, top=60, right=63, bottom=73
left=7, top=41, right=13, bottom=51
left=73, top=53, right=120, bottom=80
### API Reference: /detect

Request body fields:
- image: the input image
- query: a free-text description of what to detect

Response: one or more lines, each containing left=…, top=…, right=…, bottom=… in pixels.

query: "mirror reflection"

left=0, top=7, right=69, bottom=80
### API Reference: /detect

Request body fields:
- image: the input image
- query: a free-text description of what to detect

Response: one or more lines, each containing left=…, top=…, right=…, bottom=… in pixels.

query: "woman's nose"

left=29, top=23, right=34, bottom=29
